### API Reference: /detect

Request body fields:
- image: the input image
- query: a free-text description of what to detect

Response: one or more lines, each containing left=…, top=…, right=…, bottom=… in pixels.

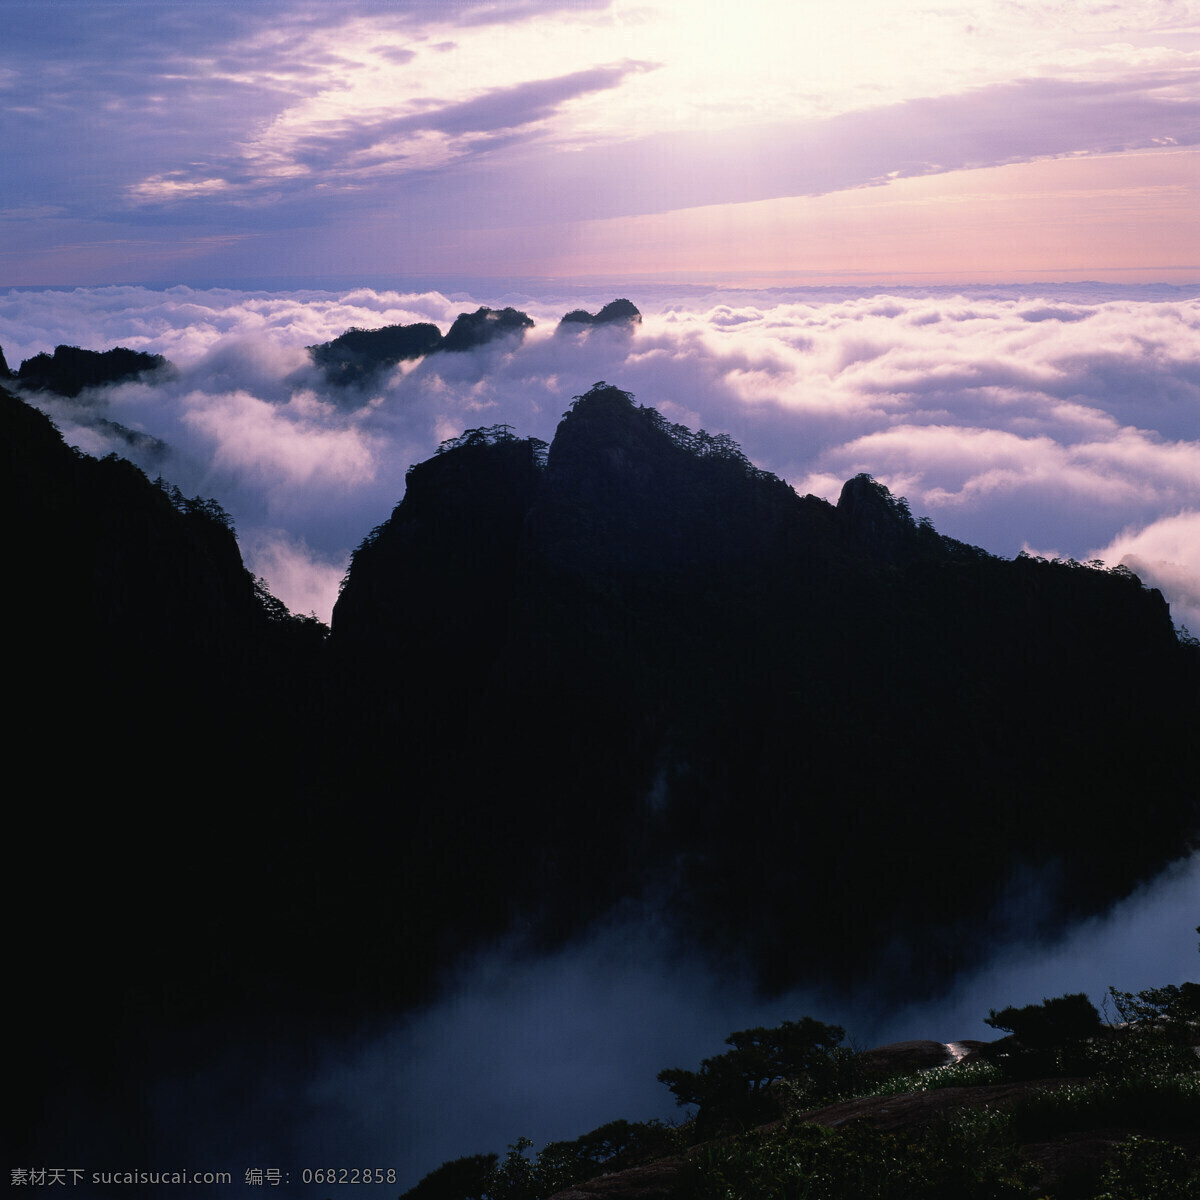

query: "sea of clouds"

left=2, top=281, right=1198, bottom=630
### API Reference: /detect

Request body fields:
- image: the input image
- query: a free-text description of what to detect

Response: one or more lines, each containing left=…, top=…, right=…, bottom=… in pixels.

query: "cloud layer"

left=7, top=279, right=1196, bottom=1194
left=3, top=282, right=1197, bottom=630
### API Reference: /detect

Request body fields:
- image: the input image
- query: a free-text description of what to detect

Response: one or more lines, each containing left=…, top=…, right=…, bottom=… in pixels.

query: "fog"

left=3, top=282, right=1197, bottom=631
left=121, top=853, right=1196, bottom=1196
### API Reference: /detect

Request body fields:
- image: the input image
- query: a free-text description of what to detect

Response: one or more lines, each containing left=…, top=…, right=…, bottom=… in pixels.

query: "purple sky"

left=2, top=0, right=1197, bottom=285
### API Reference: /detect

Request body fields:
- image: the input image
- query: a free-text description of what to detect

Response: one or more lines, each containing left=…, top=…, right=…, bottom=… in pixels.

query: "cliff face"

left=5, top=386, right=328, bottom=1132
left=334, top=430, right=544, bottom=666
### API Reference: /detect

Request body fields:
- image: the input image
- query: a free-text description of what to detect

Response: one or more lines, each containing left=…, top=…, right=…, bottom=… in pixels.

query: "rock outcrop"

left=308, top=321, right=442, bottom=387
left=559, top=298, right=642, bottom=328
left=307, top=307, right=536, bottom=389
left=439, top=305, right=533, bottom=352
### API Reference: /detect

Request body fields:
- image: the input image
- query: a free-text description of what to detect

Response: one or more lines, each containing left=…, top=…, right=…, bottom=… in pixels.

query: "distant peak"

left=440, top=305, right=534, bottom=353
left=16, top=344, right=170, bottom=398
left=559, top=298, right=642, bottom=329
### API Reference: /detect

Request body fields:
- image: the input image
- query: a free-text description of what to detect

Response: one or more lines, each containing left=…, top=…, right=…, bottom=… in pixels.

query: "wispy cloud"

left=4, top=0, right=1196, bottom=281
left=126, top=61, right=659, bottom=206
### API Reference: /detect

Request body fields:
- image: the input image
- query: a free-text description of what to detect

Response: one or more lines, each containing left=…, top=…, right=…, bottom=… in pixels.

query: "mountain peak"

left=559, top=299, right=642, bottom=329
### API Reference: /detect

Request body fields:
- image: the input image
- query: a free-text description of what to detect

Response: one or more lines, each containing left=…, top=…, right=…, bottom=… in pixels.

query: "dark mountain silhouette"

left=8, top=380, right=1197, bottom=1170
left=559, top=298, right=642, bottom=328
left=0, top=342, right=11, bottom=378
left=306, top=307, right=536, bottom=388
left=308, top=321, right=443, bottom=387
left=332, top=382, right=1197, bottom=991
left=439, top=304, right=534, bottom=352
left=15, top=342, right=170, bottom=396
left=4, top=385, right=327, bottom=1154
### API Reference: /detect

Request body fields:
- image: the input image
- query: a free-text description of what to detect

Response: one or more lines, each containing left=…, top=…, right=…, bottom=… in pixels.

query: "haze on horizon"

left=1, top=0, right=1197, bottom=287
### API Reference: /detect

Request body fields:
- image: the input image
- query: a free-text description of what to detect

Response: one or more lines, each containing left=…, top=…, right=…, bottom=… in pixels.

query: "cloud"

left=3, top=282, right=1197, bottom=627
left=241, top=529, right=348, bottom=621
left=4, top=2, right=1197, bottom=284
left=390, top=71, right=1200, bottom=231
left=143, top=60, right=661, bottom=203
left=180, top=389, right=377, bottom=491
left=871, top=852, right=1200, bottom=1044
left=7, top=0, right=1196, bottom=256
left=1094, top=510, right=1200, bottom=631
left=0, top=0, right=625, bottom=223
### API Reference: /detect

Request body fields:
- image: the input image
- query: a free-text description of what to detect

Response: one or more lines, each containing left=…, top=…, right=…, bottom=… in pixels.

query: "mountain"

left=4, top=385, right=328, bottom=1151
left=332, top=382, right=1198, bottom=992
left=7, top=379, right=1197, bottom=1168
left=559, top=298, right=642, bottom=328
left=14, top=342, right=170, bottom=396
left=439, top=304, right=534, bottom=352
left=308, top=321, right=444, bottom=387
left=307, top=305, right=536, bottom=387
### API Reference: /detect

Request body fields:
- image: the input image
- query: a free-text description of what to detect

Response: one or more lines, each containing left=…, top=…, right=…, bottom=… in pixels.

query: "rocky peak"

left=836, top=472, right=920, bottom=563
left=308, top=322, right=442, bottom=388
left=544, top=382, right=662, bottom=490
left=439, top=305, right=534, bottom=353
left=559, top=298, right=642, bottom=328
left=16, top=343, right=170, bottom=397
left=331, top=426, right=544, bottom=650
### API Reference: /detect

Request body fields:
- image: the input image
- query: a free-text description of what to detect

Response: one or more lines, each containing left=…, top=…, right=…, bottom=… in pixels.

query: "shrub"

left=985, top=993, right=1102, bottom=1048
left=1093, top=1135, right=1200, bottom=1200
left=658, top=1017, right=848, bottom=1132
left=869, top=1060, right=1003, bottom=1096
left=674, top=1115, right=1030, bottom=1200
left=1009, top=1074, right=1200, bottom=1143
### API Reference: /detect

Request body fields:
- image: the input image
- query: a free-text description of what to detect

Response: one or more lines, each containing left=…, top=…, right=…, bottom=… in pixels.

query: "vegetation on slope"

left=403, top=968, right=1199, bottom=1200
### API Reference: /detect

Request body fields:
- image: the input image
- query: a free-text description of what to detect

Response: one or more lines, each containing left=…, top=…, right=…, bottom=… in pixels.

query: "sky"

left=1, top=0, right=1198, bottom=285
